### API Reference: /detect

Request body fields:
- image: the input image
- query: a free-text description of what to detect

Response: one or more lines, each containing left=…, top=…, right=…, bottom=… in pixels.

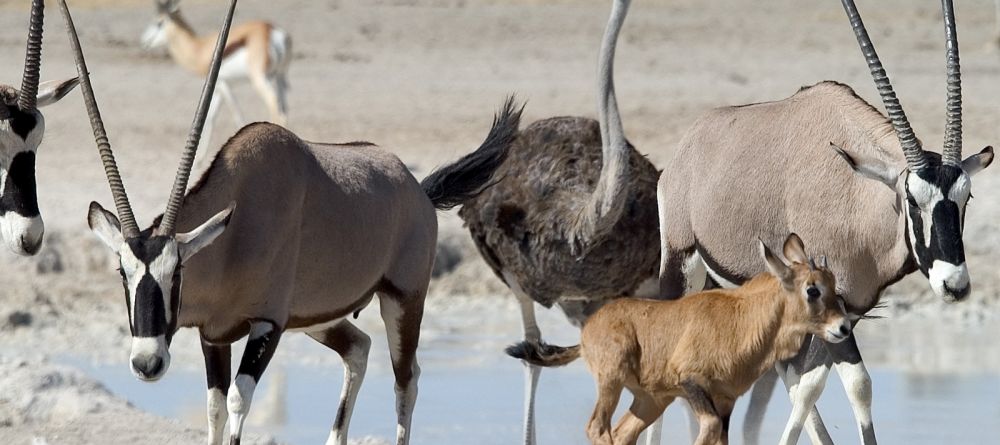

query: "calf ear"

left=36, top=77, right=80, bottom=108
left=760, top=238, right=794, bottom=290
left=962, top=146, right=994, bottom=176
left=782, top=233, right=808, bottom=265
left=88, top=201, right=123, bottom=251
left=830, top=142, right=900, bottom=188
left=176, top=202, right=235, bottom=262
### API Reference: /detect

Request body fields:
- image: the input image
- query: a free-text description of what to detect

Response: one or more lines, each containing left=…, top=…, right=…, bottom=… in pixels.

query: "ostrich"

left=457, top=0, right=660, bottom=443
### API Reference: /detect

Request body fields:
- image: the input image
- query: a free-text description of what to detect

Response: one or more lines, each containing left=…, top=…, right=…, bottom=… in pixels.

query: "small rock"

left=6, top=311, right=32, bottom=329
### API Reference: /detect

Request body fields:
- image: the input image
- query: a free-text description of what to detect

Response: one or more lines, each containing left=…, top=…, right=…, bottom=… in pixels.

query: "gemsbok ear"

left=36, top=77, right=80, bottom=108
left=962, top=146, right=994, bottom=176
left=829, top=142, right=900, bottom=188
left=88, top=201, right=124, bottom=251
left=760, top=238, right=793, bottom=288
left=782, top=233, right=808, bottom=265
left=176, top=202, right=235, bottom=262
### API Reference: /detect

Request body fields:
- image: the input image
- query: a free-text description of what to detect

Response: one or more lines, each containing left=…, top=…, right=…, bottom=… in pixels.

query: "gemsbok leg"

left=228, top=320, right=283, bottom=444
left=379, top=293, right=424, bottom=445
left=828, top=333, right=876, bottom=443
left=775, top=337, right=835, bottom=445
left=201, top=339, right=232, bottom=445
left=307, top=321, right=372, bottom=445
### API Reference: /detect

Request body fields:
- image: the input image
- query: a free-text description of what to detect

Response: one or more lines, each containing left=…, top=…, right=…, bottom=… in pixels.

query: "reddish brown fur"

left=523, top=236, right=849, bottom=445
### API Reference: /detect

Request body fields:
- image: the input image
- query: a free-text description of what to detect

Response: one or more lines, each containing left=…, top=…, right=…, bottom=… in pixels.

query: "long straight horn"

left=18, top=0, right=44, bottom=112
left=159, top=0, right=237, bottom=235
left=941, top=0, right=963, bottom=167
left=840, top=0, right=927, bottom=172
left=57, top=0, right=140, bottom=238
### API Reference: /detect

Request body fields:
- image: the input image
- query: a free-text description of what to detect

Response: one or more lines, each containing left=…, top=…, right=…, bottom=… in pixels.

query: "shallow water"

left=64, top=300, right=1000, bottom=444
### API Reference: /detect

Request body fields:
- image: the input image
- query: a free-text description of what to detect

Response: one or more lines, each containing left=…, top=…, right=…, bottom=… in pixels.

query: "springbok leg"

left=828, top=333, right=877, bottom=444
left=379, top=292, right=424, bottom=445
left=201, top=338, right=231, bottom=445
left=228, top=320, right=282, bottom=445
left=307, top=321, right=372, bottom=445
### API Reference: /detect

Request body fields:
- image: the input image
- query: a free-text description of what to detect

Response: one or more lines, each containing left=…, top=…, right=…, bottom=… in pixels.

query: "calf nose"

left=839, top=325, right=850, bottom=337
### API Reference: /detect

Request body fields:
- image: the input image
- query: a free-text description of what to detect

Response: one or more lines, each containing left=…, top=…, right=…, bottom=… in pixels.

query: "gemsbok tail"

left=420, top=96, right=522, bottom=210
left=505, top=341, right=581, bottom=368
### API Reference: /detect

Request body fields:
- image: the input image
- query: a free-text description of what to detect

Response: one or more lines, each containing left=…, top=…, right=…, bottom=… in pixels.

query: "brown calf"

left=508, top=234, right=850, bottom=445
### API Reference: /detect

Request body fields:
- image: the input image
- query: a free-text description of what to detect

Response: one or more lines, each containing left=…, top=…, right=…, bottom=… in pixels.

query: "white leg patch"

left=228, top=374, right=257, bottom=439
left=207, top=387, right=228, bottom=445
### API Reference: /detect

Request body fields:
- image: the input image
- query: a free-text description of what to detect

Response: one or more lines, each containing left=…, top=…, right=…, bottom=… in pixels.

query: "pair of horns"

left=59, top=0, right=236, bottom=238
left=841, top=0, right=964, bottom=170
left=808, top=256, right=828, bottom=270
left=1, top=0, right=46, bottom=120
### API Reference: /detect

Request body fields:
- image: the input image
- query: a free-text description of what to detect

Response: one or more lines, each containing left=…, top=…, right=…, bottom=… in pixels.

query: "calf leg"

left=201, top=338, right=231, bottom=445
left=828, top=333, right=877, bottom=444
left=307, top=321, right=372, bottom=445
left=379, top=293, right=425, bottom=445
left=613, top=391, right=672, bottom=445
left=681, top=381, right=723, bottom=445
left=586, top=377, right=624, bottom=445
left=228, top=320, right=282, bottom=445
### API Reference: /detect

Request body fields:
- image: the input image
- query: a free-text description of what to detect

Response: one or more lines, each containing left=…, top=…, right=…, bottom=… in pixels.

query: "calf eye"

left=806, top=286, right=821, bottom=300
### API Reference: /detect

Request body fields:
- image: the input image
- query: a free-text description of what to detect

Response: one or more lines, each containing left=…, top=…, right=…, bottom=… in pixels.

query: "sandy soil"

left=2, top=0, right=1000, bottom=443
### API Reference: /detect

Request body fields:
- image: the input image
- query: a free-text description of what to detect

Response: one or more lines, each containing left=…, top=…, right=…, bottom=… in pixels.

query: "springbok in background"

left=457, top=0, right=661, bottom=443
left=1, top=0, right=79, bottom=256
left=141, top=0, right=291, bottom=154
left=60, top=1, right=518, bottom=444
left=653, top=1, right=992, bottom=445
left=513, top=235, right=851, bottom=445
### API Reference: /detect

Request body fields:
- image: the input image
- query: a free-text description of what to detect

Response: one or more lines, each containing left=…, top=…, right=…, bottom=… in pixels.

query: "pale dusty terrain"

left=1, top=0, right=1000, bottom=443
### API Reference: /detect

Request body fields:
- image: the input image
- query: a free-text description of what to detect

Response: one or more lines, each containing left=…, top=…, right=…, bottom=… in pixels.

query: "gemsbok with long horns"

left=1, top=0, right=79, bottom=256
left=142, top=0, right=291, bottom=153
left=654, top=1, right=992, bottom=445
left=59, top=1, right=518, bottom=444
left=457, top=0, right=660, bottom=443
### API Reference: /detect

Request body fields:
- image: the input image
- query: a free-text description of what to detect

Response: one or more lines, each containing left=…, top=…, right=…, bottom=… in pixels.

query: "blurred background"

left=0, top=0, right=999, bottom=443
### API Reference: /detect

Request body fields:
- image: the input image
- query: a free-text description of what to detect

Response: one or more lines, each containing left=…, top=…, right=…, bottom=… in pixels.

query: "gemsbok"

left=59, top=1, right=518, bottom=444
left=1, top=0, right=79, bottom=256
left=655, top=1, right=992, bottom=444
left=456, top=0, right=660, bottom=442
left=141, top=0, right=291, bottom=153
left=511, top=234, right=851, bottom=445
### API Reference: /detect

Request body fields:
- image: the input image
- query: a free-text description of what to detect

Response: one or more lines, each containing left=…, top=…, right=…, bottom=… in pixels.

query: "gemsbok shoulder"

left=510, top=234, right=850, bottom=445
left=1, top=0, right=79, bottom=255
left=655, top=1, right=992, bottom=444
left=142, top=0, right=291, bottom=153
left=59, top=1, right=518, bottom=444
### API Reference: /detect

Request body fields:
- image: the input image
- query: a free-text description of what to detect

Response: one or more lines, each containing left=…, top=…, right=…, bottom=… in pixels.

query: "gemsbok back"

left=1, top=0, right=79, bottom=255
left=59, top=1, right=518, bottom=444
left=511, top=234, right=850, bottom=445
left=655, top=1, right=992, bottom=444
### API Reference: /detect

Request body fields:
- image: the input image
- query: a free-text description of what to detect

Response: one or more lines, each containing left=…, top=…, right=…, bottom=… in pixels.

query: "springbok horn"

left=840, top=0, right=927, bottom=172
left=158, top=0, right=237, bottom=235
left=58, top=0, right=140, bottom=238
left=820, top=255, right=828, bottom=269
left=940, top=0, right=963, bottom=167
left=18, top=0, right=44, bottom=112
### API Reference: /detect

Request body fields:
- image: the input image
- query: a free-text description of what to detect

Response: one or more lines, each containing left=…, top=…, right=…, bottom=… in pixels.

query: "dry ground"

left=1, top=0, right=1000, bottom=443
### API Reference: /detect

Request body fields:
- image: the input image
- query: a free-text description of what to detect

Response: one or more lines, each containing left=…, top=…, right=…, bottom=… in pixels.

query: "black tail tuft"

left=420, top=95, right=523, bottom=210
left=504, top=340, right=581, bottom=368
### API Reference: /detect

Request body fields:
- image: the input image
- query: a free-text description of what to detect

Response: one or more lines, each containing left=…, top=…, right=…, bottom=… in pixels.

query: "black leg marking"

left=201, top=339, right=231, bottom=393
left=237, top=321, right=281, bottom=382
left=660, top=247, right=694, bottom=300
